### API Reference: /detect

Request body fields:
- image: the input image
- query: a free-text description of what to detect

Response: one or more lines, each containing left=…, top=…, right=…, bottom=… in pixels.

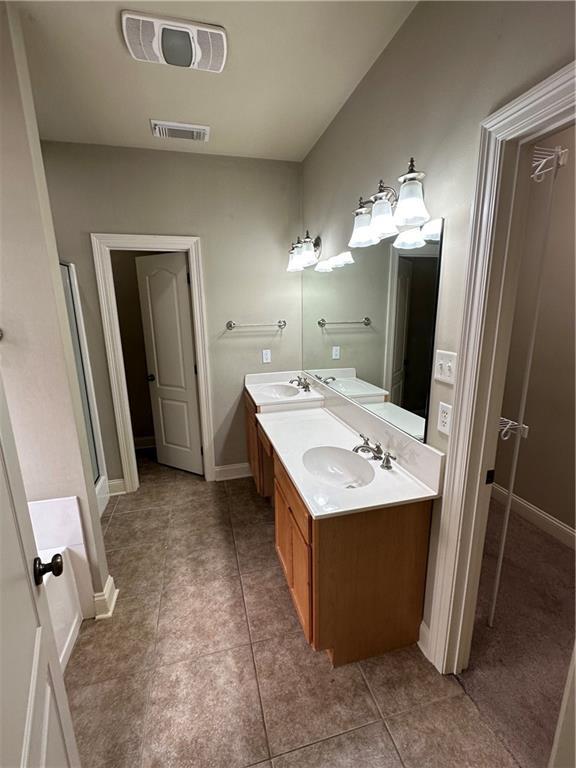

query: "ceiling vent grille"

left=150, top=120, right=210, bottom=142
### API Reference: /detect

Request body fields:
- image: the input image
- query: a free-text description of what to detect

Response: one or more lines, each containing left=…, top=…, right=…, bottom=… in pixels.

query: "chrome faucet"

left=380, top=450, right=397, bottom=471
left=323, top=376, right=336, bottom=384
left=289, top=375, right=311, bottom=392
left=352, top=434, right=383, bottom=460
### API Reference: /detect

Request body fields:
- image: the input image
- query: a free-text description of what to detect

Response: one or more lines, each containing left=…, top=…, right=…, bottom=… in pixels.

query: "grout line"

left=357, top=663, right=407, bottom=768
left=266, top=718, right=383, bottom=763
left=229, top=491, right=273, bottom=762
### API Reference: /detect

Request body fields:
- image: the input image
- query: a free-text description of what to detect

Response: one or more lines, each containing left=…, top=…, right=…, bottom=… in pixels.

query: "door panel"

left=136, top=252, right=203, bottom=474
left=0, top=380, right=80, bottom=767
left=291, top=520, right=311, bottom=640
left=274, top=482, right=293, bottom=585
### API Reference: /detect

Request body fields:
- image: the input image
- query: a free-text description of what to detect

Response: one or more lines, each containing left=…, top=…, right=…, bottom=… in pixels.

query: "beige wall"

left=1, top=5, right=108, bottom=594
left=41, top=142, right=302, bottom=478
left=301, top=0, right=575, bottom=454
left=110, top=251, right=155, bottom=444
left=496, top=125, right=575, bottom=528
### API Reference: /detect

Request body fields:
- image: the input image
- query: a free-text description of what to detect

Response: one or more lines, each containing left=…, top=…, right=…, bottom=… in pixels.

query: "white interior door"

left=390, top=258, right=412, bottom=405
left=136, top=252, right=203, bottom=475
left=0, top=378, right=80, bottom=767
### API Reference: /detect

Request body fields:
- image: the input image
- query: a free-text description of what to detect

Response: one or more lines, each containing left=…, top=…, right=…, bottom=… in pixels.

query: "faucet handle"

left=373, top=442, right=383, bottom=457
left=359, top=434, right=370, bottom=445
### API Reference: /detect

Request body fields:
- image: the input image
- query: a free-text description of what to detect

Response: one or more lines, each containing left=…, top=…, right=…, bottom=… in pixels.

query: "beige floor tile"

left=253, top=633, right=379, bottom=756
left=163, top=530, right=239, bottom=589
left=142, top=646, right=269, bottom=768
left=68, top=671, right=151, bottom=768
left=385, top=695, right=517, bottom=768
left=230, top=496, right=275, bottom=528
left=241, top=567, right=301, bottom=642
left=169, top=497, right=231, bottom=534
left=104, top=507, right=170, bottom=551
left=234, top=522, right=278, bottom=573
left=155, top=576, right=250, bottom=666
left=271, top=722, right=402, bottom=768
left=65, top=595, right=160, bottom=687
left=360, top=645, right=462, bottom=717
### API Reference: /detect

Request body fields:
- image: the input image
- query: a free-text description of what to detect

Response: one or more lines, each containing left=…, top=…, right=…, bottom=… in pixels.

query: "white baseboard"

left=108, top=478, right=126, bottom=496
left=94, top=575, right=119, bottom=619
left=492, top=484, right=575, bottom=550
left=134, top=436, right=156, bottom=449
left=418, top=620, right=432, bottom=663
left=95, top=475, right=109, bottom=517
left=60, top=612, right=82, bottom=670
left=213, top=462, right=252, bottom=482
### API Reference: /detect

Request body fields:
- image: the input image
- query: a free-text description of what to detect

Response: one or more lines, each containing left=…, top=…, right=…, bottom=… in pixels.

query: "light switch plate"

left=262, top=349, right=271, bottom=364
left=332, top=346, right=341, bottom=360
left=434, top=350, right=457, bottom=385
left=438, top=401, right=452, bottom=435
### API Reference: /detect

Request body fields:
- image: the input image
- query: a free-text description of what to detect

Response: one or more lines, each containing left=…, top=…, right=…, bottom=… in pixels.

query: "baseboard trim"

left=417, top=620, right=432, bottom=663
left=213, top=462, right=252, bottom=482
left=134, top=436, right=156, bottom=449
left=108, top=478, right=126, bottom=496
left=94, top=575, right=119, bottom=620
left=61, top=612, right=82, bottom=670
left=492, top=484, right=575, bottom=550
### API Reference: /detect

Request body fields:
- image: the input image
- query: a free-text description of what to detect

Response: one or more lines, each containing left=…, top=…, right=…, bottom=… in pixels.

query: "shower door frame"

left=429, top=62, right=575, bottom=676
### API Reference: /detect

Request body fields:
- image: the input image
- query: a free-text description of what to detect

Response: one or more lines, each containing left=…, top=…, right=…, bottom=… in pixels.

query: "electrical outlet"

left=434, top=350, right=457, bottom=385
left=438, top=401, right=452, bottom=435
left=332, top=345, right=341, bottom=360
left=262, top=349, right=271, bottom=364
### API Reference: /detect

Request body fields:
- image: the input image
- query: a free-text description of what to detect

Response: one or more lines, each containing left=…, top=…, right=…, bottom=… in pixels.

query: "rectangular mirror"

left=302, top=220, right=444, bottom=441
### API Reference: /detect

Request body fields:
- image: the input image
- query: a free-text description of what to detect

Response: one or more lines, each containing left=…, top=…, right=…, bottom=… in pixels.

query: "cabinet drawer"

left=274, top=456, right=310, bottom=544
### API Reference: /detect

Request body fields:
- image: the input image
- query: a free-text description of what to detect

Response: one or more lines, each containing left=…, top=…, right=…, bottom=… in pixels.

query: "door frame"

left=428, top=62, right=575, bottom=674
left=60, top=261, right=109, bottom=514
left=90, top=233, right=215, bottom=491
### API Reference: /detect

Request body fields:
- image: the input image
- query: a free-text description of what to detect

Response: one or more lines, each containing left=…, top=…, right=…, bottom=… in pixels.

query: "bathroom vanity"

left=243, top=375, right=443, bottom=666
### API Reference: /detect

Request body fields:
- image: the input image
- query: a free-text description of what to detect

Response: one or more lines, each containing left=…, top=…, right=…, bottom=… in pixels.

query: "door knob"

left=146, top=373, right=156, bottom=382
left=33, top=553, right=64, bottom=586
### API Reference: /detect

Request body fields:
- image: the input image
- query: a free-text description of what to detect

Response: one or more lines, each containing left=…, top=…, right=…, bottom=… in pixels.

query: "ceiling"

left=19, top=1, right=414, bottom=161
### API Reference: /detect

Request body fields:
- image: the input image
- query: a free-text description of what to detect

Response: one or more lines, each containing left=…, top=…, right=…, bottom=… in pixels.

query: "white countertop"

left=256, top=408, right=439, bottom=519
left=245, top=371, right=323, bottom=410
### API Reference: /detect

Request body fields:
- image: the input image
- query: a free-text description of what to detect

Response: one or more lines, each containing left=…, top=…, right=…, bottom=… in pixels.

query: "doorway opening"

left=91, top=234, right=215, bottom=492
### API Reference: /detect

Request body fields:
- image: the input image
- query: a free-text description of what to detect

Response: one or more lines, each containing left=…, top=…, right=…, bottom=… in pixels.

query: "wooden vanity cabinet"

left=273, top=453, right=432, bottom=666
left=244, top=390, right=273, bottom=497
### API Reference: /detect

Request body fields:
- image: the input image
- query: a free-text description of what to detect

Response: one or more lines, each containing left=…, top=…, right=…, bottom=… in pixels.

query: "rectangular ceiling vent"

left=122, top=11, right=227, bottom=73
left=150, top=120, right=211, bottom=142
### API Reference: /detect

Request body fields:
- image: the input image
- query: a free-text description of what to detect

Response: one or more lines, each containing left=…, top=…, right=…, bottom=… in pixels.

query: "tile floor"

left=66, top=456, right=520, bottom=768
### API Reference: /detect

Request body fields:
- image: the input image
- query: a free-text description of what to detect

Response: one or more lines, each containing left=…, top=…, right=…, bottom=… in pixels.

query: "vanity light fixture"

left=329, top=251, right=355, bottom=268
left=348, top=199, right=380, bottom=248
left=286, top=232, right=322, bottom=271
left=393, top=227, right=427, bottom=250
left=393, top=157, right=431, bottom=227
left=315, top=253, right=333, bottom=272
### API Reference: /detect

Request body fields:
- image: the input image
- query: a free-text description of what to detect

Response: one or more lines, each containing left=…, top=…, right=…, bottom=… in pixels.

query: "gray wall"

left=301, top=0, right=575, bottom=454
left=496, top=124, right=575, bottom=528
left=110, top=251, right=155, bottom=444
left=42, top=142, right=302, bottom=479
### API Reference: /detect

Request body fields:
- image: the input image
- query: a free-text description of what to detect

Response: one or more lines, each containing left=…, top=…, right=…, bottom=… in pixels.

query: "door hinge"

left=187, top=271, right=191, bottom=285
left=485, top=468, right=495, bottom=484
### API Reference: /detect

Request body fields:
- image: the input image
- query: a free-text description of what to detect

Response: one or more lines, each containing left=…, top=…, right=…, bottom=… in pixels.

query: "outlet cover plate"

left=262, top=349, right=271, bottom=364
left=332, top=346, right=341, bottom=360
left=434, top=350, right=457, bottom=385
left=438, top=401, right=452, bottom=435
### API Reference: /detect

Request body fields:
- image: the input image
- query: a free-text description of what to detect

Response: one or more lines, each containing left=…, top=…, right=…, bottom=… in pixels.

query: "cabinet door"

left=274, top=483, right=292, bottom=585
left=244, top=395, right=261, bottom=493
left=291, top=519, right=311, bottom=640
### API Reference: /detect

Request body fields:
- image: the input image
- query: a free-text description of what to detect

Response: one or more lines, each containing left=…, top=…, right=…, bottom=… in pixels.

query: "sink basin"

left=259, top=383, right=300, bottom=399
left=303, top=446, right=375, bottom=489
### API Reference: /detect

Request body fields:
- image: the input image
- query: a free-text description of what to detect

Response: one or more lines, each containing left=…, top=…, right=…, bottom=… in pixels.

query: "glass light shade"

left=348, top=210, right=380, bottom=248
left=297, top=238, right=318, bottom=268
left=370, top=197, right=399, bottom=240
left=393, top=179, right=430, bottom=227
left=314, top=256, right=333, bottom=273
left=393, top=228, right=426, bottom=250
left=421, top=218, right=442, bottom=242
left=286, top=246, right=304, bottom=272
left=329, top=251, right=354, bottom=268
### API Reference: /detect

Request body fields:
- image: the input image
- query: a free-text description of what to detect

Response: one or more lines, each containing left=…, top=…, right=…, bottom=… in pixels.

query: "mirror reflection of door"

left=391, top=259, right=412, bottom=405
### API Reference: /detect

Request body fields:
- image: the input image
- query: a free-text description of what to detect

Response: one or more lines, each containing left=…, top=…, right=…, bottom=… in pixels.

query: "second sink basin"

left=303, top=446, right=375, bottom=489
left=259, top=383, right=300, bottom=399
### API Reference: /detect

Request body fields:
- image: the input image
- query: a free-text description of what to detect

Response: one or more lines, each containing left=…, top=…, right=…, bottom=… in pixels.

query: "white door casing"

left=0, top=377, right=81, bottom=767
left=136, top=252, right=203, bottom=475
